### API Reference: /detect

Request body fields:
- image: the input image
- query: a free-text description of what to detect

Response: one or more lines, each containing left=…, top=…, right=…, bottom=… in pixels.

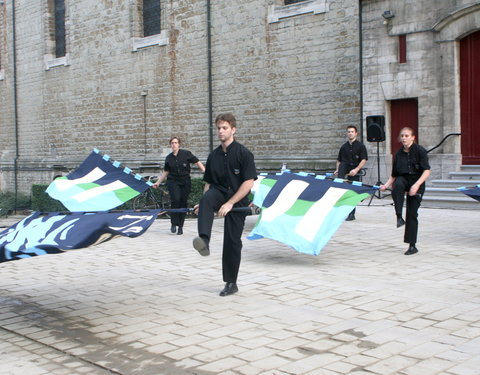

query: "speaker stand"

left=368, top=141, right=383, bottom=206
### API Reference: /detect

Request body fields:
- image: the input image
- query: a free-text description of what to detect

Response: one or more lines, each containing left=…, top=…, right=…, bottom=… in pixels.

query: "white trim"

left=44, top=54, right=70, bottom=70
left=268, top=0, right=329, bottom=24
left=0, top=69, right=4, bottom=81
left=132, top=30, right=169, bottom=52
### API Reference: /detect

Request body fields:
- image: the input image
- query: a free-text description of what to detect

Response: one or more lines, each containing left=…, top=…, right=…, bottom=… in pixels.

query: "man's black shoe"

left=346, top=213, right=355, bottom=221
left=396, top=217, right=405, bottom=228
left=193, top=236, right=210, bottom=256
left=404, top=246, right=418, bottom=255
left=219, top=283, right=238, bottom=297
left=177, top=227, right=183, bottom=235
left=171, top=225, right=177, bottom=233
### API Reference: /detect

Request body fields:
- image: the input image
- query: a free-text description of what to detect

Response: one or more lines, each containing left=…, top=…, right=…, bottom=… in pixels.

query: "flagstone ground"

left=1, top=202, right=479, bottom=375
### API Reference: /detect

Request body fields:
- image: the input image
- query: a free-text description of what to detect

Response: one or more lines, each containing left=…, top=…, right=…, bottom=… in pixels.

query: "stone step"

left=430, top=179, right=480, bottom=187
left=421, top=165, right=480, bottom=209
left=421, top=194, right=480, bottom=210
left=460, top=165, right=480, bottom=172
left=449, top=171, right=480, bottom=180
left=425, top=187, right=467, bottom=198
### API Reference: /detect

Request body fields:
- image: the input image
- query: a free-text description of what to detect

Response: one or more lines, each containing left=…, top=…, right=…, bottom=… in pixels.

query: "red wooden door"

left=390, top=99, right=419, bottom=153
left=460, top=31, right=480, bottom=164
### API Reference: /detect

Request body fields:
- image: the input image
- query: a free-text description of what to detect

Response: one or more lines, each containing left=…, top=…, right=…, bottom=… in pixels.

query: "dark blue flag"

left=0, top=210, right=160, bottom=263
left=457, top=185, right=480, bottom=202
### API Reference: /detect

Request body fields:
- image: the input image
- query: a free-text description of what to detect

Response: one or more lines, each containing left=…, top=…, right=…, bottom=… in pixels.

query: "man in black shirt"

left=193, top=113, right=257, bottom=296
left=334, top=125, right=368, bottom=220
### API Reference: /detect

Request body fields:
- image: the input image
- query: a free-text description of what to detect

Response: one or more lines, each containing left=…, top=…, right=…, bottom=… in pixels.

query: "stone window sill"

left=268, top=0, right=329, bottom=23
left=132, top=31, right=169, bottom=52
left=45, top=55, right=69, bottom=71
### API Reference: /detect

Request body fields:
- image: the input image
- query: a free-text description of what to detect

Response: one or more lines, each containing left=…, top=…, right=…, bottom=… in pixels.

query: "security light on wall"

left=382, top=10, right=395, bottom=20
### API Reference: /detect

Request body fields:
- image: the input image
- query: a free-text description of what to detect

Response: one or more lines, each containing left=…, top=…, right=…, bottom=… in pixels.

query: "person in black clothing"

left=153, top=137, right=205, bottom=235
left=334, top=125, right=368, bottom=221
left=193, top=113, right=257, bottom=297
left=380, top=127, right=430, bottom=255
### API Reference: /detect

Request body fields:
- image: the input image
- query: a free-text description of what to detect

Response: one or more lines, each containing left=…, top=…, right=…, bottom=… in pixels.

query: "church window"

left=54, top=0, right=66, bottom=58
left=143, top=0, right=161, bottom=37
left=398, top=34, right=407, bottom=64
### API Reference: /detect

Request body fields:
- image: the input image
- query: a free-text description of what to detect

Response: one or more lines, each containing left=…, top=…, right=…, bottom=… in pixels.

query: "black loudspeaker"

left=366, top=115, right=385, bottom=142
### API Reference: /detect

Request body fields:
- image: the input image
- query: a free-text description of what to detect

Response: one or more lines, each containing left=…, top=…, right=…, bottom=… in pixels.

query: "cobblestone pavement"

left=1, top=202, right=479, bottom=375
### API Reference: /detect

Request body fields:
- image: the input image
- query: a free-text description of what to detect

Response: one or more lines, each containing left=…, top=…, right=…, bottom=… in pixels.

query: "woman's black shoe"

left=170, top=225, right=177, bottom=233
left=177, top=227, right=183, bottom=235
left=219, top=283, right=238, bottom=296
left=404, top=245, right=418, bottom=255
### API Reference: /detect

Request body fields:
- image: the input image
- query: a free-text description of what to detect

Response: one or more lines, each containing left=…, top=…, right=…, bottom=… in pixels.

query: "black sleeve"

left=418, top=146, right=431, bottom=171
left=337, top=144, right=343, bottom=162
left=391, top=151, right=399, bottom=177
left=163, top=155, right=171, bottom=172
left=360, top=144, right=368, bottom=161
left=203, top=154, right=213, bottom=184
left=185, top=150, right=199, bottom=164
left=241, top=148, right=257, bottom=181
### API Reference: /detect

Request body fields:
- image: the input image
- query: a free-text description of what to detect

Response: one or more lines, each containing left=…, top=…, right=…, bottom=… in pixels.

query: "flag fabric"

left=457, top=185, right=480, bottom=202
left=46, top=149, right=152, bottom=212
left=250, top=173, right=283, bottom=208
left=247, top=172, right=377, bottom=255
left=0, top=210, right=160, bottom=263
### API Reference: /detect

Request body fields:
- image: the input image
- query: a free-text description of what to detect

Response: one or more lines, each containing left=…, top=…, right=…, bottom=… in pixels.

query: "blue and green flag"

left=248, top=172, right=377, bottom=255
left=46, top=149, right=152, bottom=212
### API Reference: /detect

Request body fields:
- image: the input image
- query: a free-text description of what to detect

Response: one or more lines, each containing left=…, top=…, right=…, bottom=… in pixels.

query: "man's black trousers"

left=338, top=162, right=361, bottom=216
left=167, top=179, right=191, bottom=228
left=391, top=175, right=425, bottom=245
left=197, top=187, right=247, bottom=283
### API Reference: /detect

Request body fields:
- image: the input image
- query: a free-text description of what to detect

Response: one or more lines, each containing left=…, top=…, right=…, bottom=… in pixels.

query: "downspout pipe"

left=206, top=0, right=213, bottom=151
left=12, top=0, right=20, bottom=211
left=358, top=0, right=364, bottom=142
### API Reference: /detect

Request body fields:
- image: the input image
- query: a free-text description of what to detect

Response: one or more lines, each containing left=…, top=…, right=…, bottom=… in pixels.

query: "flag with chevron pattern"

left=46, top=149, right=152, bottom=212
left=248, top=172, right=377, bottom=255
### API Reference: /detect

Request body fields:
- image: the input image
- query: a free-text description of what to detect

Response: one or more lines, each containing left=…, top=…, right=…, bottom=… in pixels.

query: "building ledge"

left=45, top=55, right=70, bottom=70
left=268, top=0, right=329, bottom=23
left=132, top=31, right=169, bottom=52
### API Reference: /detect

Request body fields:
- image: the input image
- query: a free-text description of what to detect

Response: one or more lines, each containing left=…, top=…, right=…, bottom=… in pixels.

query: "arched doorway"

left=460, top=30, right=480, bottom=164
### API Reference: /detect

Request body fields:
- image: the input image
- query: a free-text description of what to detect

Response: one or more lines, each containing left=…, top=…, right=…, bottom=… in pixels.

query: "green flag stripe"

left=284, top=199, right=315, bottom=216
left=334, top=190, right=370, bottom=207
left=77, top=182, right=100, bottom=190
left=261, top=178, right=278, bottom=188
left=277, top=190, right=370, bottom=217
left=114, top=186, right=140, bottom=202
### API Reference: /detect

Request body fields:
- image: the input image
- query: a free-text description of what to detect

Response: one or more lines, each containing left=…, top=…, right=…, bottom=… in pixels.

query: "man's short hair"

left=215, top=113, right=237, bottom=128
left=347, top=125, right=358, bottom=132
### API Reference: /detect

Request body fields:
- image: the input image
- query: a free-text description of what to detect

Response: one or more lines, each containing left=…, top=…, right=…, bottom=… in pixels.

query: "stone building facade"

left=362, top=0, right=480, bottom=180
left=2, top=0, right=479, bottom=195
left=0, top=0, right=362, bottom=193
